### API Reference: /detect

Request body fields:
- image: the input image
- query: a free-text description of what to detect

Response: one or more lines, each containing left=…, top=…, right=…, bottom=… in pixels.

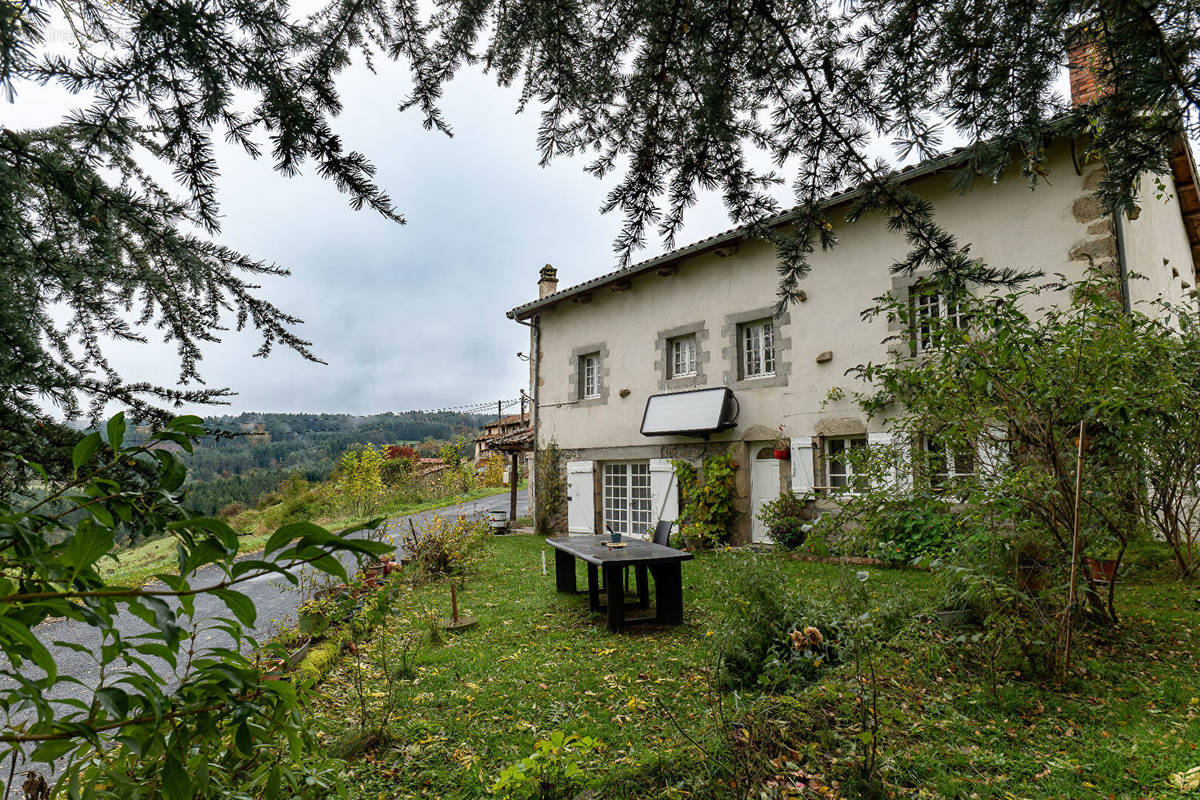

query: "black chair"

left=652, top=519, right=673, bottom=546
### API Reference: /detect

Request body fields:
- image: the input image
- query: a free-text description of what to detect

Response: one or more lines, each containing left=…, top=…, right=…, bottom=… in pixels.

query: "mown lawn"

left=308, top=535, right=1200, bottom=799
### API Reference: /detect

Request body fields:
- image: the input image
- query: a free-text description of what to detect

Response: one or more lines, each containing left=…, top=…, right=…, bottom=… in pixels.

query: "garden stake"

left=1061, top=418, right=1087, bottom=680
left=439, top=583, right=477, bottom=632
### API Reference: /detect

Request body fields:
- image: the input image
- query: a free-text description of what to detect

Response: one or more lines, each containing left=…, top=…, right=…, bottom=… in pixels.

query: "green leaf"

left=94, top=687, right=130, bottom=720
left=0, top=615, right=57, bottom=681
left=31, top=738, right=77, bottom=764
left=162, top=754, right=192, bottom=800
left=213, top=589, right=257, bottom=627
left=72, top=432, right=102, bottom=472
left=106, top=412, right=126, bottom=451
left=68, top=527, right=114, bottom=572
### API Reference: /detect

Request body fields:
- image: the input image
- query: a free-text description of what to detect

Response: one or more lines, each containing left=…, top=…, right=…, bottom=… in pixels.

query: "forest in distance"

left=120, top=411, right=493, bottom=515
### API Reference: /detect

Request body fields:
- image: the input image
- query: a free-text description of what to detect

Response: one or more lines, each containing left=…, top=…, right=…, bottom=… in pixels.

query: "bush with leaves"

left=714, top=555, right=840, bottom=692
left=755, top=490, right=817, bottom=550
left=491, top=731, right=601, bottom=800
left=0, top=414, right=392, bottom=798
left=842, top=272, right=1200, bottom=677
left=534, top=442, right=566, bottom=537
left=335, top=444, right=387, bottom=519
left=405, top=514, right=490, bottom=582
left=674, top=453, right=739, bottom=549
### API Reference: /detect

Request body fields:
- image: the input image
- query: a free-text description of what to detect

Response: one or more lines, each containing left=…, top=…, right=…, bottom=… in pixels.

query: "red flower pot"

left=773, top=448, right=790, bottom=460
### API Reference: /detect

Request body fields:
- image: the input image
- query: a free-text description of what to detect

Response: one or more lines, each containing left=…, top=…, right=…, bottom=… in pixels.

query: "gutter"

left=514, top=314, right=541, bottom=532
left=1113, top=211, right=1132, bottom=313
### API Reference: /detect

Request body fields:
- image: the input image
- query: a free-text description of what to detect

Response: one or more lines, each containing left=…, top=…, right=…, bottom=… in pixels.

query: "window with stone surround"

left=669, top=334, right=697, bottom=378
left=911, top=285, right=968, bottom=353
left=580, top=352, right=600, bottom=399
left=740, top=319, right=775, bottom=378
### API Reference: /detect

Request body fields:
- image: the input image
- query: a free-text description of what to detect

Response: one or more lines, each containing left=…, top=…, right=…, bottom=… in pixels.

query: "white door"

left=750, top=445, right=782, bottom=543
left=566, top=461, right=595, bottom=533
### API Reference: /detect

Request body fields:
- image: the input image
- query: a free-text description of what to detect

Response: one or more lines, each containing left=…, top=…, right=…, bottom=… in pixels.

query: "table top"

left=546, top=534, right=694, bottom=566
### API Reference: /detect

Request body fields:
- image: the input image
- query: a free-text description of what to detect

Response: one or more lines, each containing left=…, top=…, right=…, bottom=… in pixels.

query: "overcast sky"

left=12, top=45, right=786, bottom=418
left=10, top=21, right=1089, bottom=419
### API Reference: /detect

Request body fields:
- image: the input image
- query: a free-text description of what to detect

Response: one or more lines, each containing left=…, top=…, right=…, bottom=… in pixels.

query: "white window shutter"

left=649, top=459, right=679, bottom=536
left=566, top=461, right=595, bottom=533
left=791, top=437, right=814, bottom=491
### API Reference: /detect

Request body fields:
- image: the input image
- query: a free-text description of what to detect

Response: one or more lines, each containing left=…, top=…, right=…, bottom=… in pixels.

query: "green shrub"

left=867, top=501, right=958, bottom=564
left=407, top=514, right=490, bottom=582
left=492, top=731, right=601, bottom=800
left=714, top=555, right=840, bottom=691
left=674, top=452, right=738, bottom=549
left=756, top=490, right=816, bottom=549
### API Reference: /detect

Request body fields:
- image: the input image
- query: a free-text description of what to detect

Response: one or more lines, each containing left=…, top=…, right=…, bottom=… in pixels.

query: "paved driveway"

left=8, top=490, right=528, bottom=781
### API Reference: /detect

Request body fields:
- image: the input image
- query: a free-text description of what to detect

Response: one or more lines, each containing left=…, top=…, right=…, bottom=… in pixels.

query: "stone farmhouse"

left=507, top=55, right=1200, bottom=545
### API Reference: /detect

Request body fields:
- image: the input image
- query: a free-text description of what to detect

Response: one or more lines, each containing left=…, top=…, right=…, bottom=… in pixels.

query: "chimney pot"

left=538, top=264, right=559, bottom=299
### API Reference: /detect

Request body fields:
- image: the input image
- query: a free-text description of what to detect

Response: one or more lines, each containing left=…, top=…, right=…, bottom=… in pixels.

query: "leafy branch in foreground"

left=0, top=413, right=391, bottom=798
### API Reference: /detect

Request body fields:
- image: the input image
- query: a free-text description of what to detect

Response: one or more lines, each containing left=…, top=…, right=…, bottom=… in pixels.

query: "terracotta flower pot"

left=1084, top=556, right=1119, bottom=583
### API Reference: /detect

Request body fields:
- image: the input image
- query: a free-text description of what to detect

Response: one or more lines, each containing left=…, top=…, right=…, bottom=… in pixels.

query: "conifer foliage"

left=2, top=0, right=1197, bottom=435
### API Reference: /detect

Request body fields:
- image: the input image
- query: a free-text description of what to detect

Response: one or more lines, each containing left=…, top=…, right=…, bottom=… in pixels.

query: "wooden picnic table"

left=546, top=534, right=694, bottom=632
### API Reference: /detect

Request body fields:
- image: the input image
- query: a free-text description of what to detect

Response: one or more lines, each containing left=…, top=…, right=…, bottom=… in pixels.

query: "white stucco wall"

left=531, top=138, right=1182, bottom=454
left=1122, top=174, right=1196, bottom=311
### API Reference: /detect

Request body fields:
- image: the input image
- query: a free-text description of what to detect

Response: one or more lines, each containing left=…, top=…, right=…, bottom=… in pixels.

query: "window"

left=923, top=436, right=975, bottom=488
left=741, top=319, right=775, bottom=378
left=670, top=335, right=697, bottom=378
left=580, top=352, right=600, bottom=399
left=603, top=462, right=652, bottom=536
left=912, top=286, right=968, bottom=353
left=824, top=436, right=867, bottom=491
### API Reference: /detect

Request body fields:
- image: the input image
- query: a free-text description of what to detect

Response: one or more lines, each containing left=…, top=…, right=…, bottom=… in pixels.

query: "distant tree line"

left=161, top=411, right=487, bottom=515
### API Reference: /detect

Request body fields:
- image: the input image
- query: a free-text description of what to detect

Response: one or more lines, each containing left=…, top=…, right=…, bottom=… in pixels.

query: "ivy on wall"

left=535, top=441, right=565, bottom=536
left=673, top=452, right=738, bottom=548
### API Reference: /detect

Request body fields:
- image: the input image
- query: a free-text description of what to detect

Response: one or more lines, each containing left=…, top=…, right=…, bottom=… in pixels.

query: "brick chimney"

left=537, top=264, right=558, bottom=299
left=1066, top=23, right=1108, bottom=106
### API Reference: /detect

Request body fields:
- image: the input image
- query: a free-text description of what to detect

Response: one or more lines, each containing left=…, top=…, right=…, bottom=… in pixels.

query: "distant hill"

left=147, top=411, right=491, bottom=515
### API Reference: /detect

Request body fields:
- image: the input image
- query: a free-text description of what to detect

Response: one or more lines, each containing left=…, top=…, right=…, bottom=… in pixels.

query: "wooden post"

left=510, top=451, right=519, bottom=523
left=451, top=583, right=460, bottom=624
left=1062, top=419, right=1087, bottom=680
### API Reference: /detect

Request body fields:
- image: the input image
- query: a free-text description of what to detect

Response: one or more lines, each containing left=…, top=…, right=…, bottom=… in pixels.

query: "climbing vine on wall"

left=673, top=452, right=738, bottom=548
left=536, top=441, right=565, bottom=536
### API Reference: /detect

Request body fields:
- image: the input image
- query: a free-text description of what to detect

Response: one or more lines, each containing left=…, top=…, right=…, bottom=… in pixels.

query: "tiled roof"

left=507, top=119, right=1088, bottom=320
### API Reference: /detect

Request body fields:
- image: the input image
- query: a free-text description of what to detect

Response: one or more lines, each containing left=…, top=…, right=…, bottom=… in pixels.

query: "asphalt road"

left=8, top=490, right=528, bottom=782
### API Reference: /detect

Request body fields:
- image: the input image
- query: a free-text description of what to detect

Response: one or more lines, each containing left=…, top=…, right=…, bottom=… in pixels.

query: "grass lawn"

left=305, top=535, right=1200, bottom=799
left=99, top=486, right=512, bottom=587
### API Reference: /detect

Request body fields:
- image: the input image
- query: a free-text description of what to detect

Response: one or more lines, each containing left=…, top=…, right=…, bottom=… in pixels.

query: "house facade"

left=509, top=134, right=1200, bottom=544
left=474, top=412, right=532, bottom=465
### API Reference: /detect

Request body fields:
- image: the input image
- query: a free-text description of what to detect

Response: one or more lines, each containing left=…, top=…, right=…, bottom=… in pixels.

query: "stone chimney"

left=1066, top=23, right=1108, bottom=107
left=538, top=264, right=559, bottom=298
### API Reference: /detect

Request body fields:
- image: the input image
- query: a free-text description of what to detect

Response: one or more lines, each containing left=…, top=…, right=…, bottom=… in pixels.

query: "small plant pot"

left=383, top=561, right=400, bottom=576
left=1084, top=557, right=1119, bottom=583
left=773, top=448, right=790, bottom=460
left=285, top=638, right=314, bottom=670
